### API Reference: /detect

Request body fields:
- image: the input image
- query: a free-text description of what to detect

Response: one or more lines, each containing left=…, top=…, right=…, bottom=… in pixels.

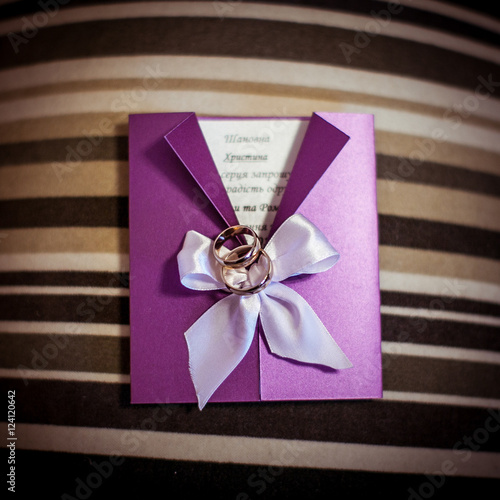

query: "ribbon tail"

left=185, top=294, right=260, bottom=409
left=260, top=283, right=352, bottom=370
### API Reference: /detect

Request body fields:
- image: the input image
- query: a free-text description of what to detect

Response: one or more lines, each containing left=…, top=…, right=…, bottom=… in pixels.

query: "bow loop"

left=266, top=214, right=339, bottom=282
left=178, top=231, right=225, bottom=291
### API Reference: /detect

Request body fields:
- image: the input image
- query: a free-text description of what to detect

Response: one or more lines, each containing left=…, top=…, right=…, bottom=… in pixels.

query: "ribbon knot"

left=177, top=214, right=352, bottom=409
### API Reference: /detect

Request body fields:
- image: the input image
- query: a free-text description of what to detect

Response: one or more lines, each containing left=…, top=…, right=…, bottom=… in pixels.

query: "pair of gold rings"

left=212, top=225, right=273, bottom=295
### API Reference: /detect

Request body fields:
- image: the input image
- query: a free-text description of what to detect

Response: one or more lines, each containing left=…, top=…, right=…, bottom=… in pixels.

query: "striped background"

left=1, top=0, right=499, bottom=498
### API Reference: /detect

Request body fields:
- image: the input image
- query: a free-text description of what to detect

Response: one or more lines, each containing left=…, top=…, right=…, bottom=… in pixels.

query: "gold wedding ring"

left=212, top=225, right=261, bottom=269
left=213, top=225, right=273, bottom=295
left=222, top=248, right=273, bottom=295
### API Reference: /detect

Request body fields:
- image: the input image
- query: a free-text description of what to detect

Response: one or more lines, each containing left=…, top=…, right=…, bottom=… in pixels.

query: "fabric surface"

left=0, top=0, right=499, bottom=498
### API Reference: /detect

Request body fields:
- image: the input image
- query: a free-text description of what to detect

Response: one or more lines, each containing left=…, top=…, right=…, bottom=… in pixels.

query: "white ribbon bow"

left=177, top=214, right=352, bottom=409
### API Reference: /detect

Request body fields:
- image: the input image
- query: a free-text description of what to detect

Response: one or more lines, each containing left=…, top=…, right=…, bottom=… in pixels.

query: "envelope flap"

left=129, top=112, right=261, bottom=404
left=259, top=112, right=381, bottom=401
left=270, top=112, right=350, bottom=237
left=165, top=112, right=239, bottom=228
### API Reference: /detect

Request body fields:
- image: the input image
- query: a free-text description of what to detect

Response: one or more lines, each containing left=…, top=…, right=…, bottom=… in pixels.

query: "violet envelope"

left=129, top=111, right=382, bottom=404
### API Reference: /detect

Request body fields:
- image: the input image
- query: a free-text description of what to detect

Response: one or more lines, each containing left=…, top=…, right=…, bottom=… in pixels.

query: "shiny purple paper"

left=129, top=112, right=382, bottom=404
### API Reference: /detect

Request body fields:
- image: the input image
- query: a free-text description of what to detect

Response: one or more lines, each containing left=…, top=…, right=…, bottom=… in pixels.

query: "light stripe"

left=381, top=305, right=500, bottom=327
left=0, top=228, right=129, bottom=254
left=0, top=1, right=499, bottom=64
left=0, top=368, right=129, bottom=383
left=380, top=270, right=500, bottom=305
left=379, top=248, right=500, bottom=287
left=0, top=320, right=129, bottom=336
left=0, top=111, right=124, bottom=144
left=383, top=0, right=500, bottom=33
left=1, top=57, right=500, bottom=126
left=377, top=180, right=500, bottom=233
left=0, top=285, right=129, bottom=296
left=0, top=92, right=499, bottom=155
left=382, top=341, right=500, bottom=365
left=0, top=162, right=129, bottom=200
left=383, top=390, right=500, bottom=409
left=4, top=422, right=500, bottom=477
left=0, top=253, right=129, bottom=272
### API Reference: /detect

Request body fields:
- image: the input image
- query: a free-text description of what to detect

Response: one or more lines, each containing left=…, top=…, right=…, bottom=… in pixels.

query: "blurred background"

left=0, top=0, right=499, bottom=498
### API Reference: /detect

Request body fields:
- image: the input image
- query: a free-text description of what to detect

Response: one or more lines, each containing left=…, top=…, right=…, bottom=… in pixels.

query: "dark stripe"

left=0, top=272, right=496, bottom=320
left=382, top=314, right=500, bottom=352
left=4, top=378, right=500, bottom=451
left=0, top=294, right=129, bottom=324
left=2, top=138, right=499, bottom=200
left=382, top=291, right=500, bottom=318
left=1, top=195, right=498, bottom=260
left=383, top=354, right=500, bottom=399
left=376, top=154, right=500, bottom=197
left=0, top=196, right=129, bottom=228
left=9, top=449, right=500, bottom=500
left=0, top=0, right=499, bottom=50
left=0, top=271, right=130, bottom=287
left=0, top=333, right=129, bottom=373
left=0, top=290, right=499, bottom=327
left=379, top=214, right=500, bottom=260
left=447, top=0, right=500, bottom=19
left=1, top=18, right=499, bottom=92
left=0, top=136, right=128, bottom=167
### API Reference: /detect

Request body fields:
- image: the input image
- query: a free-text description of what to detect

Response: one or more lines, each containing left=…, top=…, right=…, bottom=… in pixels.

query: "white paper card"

left=199, top=118, right=308, bottom=242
